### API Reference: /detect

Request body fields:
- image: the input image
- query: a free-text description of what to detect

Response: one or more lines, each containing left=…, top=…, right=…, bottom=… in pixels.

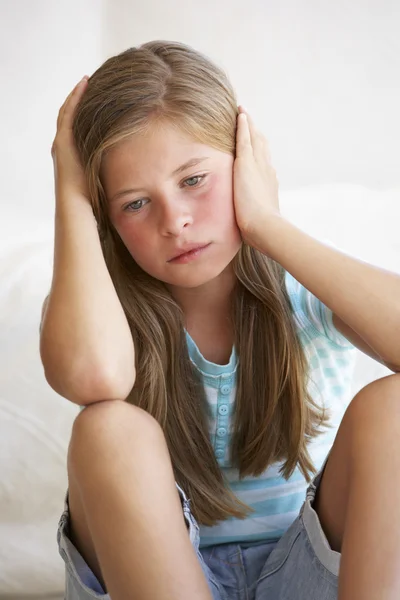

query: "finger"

left=256, top=132, right=272, bottom=165
left=238, top=108, right=261, bottom=153
left=245, top=111, right=271, bottom=165
left=59, top=76, right=89, bottom=128
left=57, top=80, right=83, bottom=129
left=57, top=85, right=79, bottom=131
left=236, top=113, right=253, bottom=157
left=57, top=76, right=89, bottom=130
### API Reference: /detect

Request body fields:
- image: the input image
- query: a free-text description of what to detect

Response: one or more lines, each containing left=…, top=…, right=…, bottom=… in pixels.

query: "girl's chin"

left=164, top=273, right=223, bottom=290
left=164, top=265, right=237, bottom=291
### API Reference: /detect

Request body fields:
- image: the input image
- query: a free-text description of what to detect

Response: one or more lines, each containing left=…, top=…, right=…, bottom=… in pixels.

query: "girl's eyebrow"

left=110, top=156, right=210, bottom=203
left=171, top=156, right=210, bottom=176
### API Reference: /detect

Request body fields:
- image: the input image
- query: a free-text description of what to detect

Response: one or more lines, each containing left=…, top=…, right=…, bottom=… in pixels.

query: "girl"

left=40, top=41, right=400, bottom=600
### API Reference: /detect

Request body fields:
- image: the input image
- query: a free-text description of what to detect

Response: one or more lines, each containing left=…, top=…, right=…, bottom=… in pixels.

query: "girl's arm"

left=233, top=108, right=400, bottom=372
left=40, top=77, right=135, bottom=405
left=254, top=215, right=400, bottom=372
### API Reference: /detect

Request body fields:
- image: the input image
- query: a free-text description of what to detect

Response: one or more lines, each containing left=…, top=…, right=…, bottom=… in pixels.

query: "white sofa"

left=0, top=184, right=398, bottom=599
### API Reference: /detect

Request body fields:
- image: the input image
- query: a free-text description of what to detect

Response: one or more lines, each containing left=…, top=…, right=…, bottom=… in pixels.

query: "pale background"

left=2, top=0, right=400, bottom=230
left=0, top=0, right=399, bottom=597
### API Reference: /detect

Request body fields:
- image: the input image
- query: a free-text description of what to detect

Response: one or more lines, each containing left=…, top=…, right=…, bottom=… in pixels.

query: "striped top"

left=186, top=269, right=357, bottom=548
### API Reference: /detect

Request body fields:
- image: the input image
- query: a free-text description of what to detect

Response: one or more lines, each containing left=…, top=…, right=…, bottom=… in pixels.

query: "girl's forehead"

left=104, top=126, right=222, bottom=174
left=115, top=122, right=207, bottom=154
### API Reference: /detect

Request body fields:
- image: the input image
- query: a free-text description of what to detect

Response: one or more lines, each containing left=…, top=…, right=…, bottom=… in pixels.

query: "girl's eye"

left=123, top=174, right=207, bottom=212
left=123, top=198, right=149, bottom=212
left=183, top=174, right=207, bottom=187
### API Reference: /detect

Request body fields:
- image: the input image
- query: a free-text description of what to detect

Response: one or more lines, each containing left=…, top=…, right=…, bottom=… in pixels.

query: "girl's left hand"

left=233, top=106, right=281, bottom=247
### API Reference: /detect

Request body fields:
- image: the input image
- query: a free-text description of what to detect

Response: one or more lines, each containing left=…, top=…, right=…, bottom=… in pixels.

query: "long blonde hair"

left=73, top=40, right=328, bottom=526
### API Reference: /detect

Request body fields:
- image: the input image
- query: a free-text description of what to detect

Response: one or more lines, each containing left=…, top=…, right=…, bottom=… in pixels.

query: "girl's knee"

left=68, top=400, right=163, bottom=472
left=356, top=372, right=400, bottom=398
left=74, top=398, right=160, bottom=433
left=345, top=373, right=400, bottom=437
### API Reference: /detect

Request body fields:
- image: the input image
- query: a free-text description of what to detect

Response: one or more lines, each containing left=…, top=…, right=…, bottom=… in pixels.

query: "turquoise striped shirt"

left=186, top=269, right=357, bottom=548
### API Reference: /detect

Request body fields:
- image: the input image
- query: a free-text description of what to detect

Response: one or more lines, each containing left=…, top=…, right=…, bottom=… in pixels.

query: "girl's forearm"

left=40, top=194, right=135, bottom=405
left=253, top=215, right=400, bottom=368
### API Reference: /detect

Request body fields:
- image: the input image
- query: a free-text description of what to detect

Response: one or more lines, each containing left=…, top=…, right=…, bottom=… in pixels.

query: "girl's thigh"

left=255, top=477, right=339, bottom=600
left=57, top=484, right=223, bottom=600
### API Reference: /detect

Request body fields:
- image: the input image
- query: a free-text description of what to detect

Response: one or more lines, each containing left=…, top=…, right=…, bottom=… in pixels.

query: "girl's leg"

left=67, top=399, right=213, bottom=600
left=314, top=373, right=400, bottom=600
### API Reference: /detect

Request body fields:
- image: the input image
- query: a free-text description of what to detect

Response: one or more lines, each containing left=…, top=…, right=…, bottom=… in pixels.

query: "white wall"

left=1, top=0, right=106, bottom=232
left=103, top=0, right=400, bottom=190
left=2, top=0, right=399, bottom=237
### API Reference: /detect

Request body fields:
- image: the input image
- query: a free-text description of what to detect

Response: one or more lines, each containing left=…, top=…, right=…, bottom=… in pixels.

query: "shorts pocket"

left=257, top=517, right=303, bottom=582
left=256, top=510, right=338, bottom=600
left=301, top=496, right=340, bottom=577
left=57, top=506, right=108, bottom=599
left=177, top=483, right=202, bottom=549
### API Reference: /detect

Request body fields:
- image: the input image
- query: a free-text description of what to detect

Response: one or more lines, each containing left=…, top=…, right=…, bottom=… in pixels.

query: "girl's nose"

left=159, top=201, right=194, bottom=237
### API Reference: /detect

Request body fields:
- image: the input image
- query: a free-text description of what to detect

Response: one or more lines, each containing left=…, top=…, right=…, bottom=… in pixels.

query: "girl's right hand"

left=51, top=76, right=90, bottom=201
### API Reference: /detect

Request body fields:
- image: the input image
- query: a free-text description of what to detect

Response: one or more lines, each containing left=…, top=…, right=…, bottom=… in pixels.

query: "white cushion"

left=0, top=232, right=78, bottom=597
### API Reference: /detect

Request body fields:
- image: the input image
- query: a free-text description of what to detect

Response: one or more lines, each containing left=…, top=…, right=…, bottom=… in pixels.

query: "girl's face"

left=102, top=122, right=242, bottom=290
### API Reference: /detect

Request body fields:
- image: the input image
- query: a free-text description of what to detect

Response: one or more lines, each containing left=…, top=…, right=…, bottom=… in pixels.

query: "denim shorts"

left=57, top=462, right=340, bottom=599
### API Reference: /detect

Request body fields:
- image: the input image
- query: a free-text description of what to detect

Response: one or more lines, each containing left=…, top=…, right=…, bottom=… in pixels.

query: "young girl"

left=40, top=41, right=400, bottom=600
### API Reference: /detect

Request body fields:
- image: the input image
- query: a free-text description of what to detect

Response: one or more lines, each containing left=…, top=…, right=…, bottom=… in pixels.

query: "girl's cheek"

left=108, top=208, right=124, bottom=231
left=111, top=216, right=144, bottom=255
left=203, top=173, right=233, bottom=205
left=209, top=171, right=232, bottom=194
left=112, top=210, right=140, bottom=236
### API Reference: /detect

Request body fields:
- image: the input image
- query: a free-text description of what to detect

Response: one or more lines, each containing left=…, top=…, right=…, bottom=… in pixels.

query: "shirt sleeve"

left=284, top=262, right=354, bottom=350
